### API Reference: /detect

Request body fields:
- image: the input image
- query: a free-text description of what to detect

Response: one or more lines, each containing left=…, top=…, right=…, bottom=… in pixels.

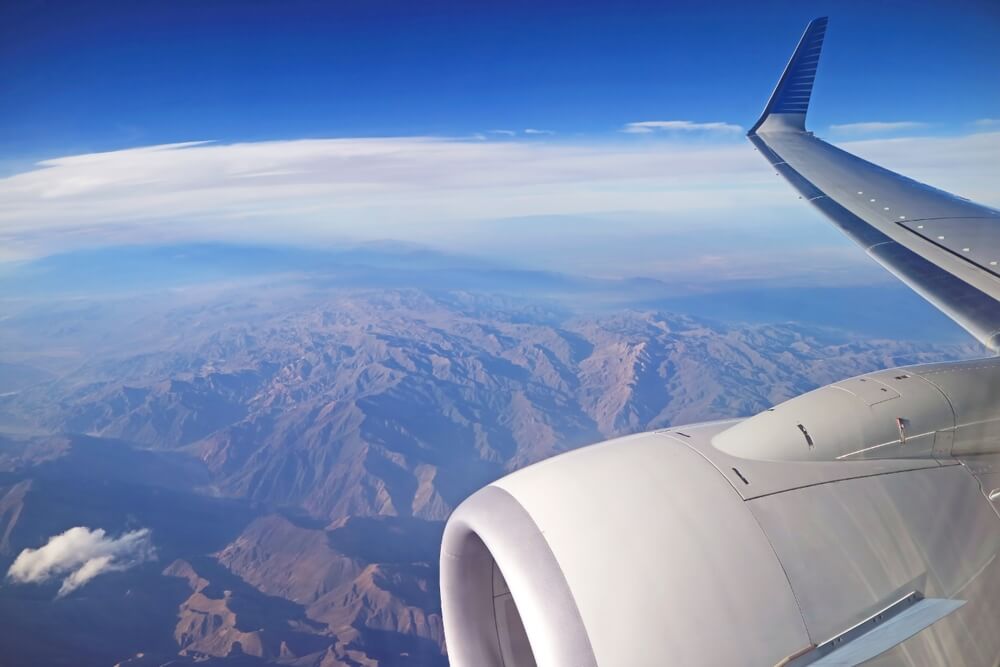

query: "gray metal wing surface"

left=748, top=17, right=1000, bottom=351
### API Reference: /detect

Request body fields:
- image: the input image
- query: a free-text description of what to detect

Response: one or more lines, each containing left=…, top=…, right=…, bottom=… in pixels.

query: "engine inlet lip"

left=440, top=485, right=597, bottom=667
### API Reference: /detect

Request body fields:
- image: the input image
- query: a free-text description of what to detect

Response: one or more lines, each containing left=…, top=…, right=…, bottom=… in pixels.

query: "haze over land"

left=0, top=243, right=983, bottom=665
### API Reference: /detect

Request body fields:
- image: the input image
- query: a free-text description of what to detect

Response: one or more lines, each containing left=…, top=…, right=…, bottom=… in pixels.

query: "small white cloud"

left=523, top=128, right=554, bottom=135
left=622, top=120, right=743, bottom=134
left=7, top=526, right=155, bottom=597
left=973, top=118, right=1000, bottom=127
left=57, top=555, right=119, bottom=596
left=489, top=129, right=517, bottom=136
left=829, top=121, right=928, bottom=135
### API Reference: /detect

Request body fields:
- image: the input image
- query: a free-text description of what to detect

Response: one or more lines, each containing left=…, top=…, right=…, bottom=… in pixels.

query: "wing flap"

left=781, top=593, right=966, bottom=666
left=899, top=217, right=1000, bottom=278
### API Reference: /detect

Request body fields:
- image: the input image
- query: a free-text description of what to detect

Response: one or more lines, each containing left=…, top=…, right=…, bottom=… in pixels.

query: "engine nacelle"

left=441, top=430, right=810, bottom=666
left=440, top=358, right=1000, bottom=666
left=713, top=358, right=1000, bottom=461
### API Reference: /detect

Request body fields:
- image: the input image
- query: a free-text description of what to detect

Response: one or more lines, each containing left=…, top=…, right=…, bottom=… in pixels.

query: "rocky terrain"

left=0, top=282, right=981, bottom=666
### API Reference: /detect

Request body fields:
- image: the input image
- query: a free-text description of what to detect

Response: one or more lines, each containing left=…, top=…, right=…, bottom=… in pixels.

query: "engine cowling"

left=713, top=358, right=1000, bottom=462
left=441, top=430, right=810, bottom=666
left=440, top=358, right=1000, bottom=666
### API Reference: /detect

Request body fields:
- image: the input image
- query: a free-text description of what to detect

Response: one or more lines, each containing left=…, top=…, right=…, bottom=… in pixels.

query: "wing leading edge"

left=749, top=17, right=1000, bottom=351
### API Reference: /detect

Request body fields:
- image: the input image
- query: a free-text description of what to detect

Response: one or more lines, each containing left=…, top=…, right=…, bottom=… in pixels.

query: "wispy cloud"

left=7, top=527, right=155, bottom=597
left=973, top=118, right=1000, bottom=128
left=0, top=131, right=997, bottom=263
left=0, top=136, right=769, bottom=259
left=488, top=128, right=554, bottom=137
left=829, top=121, right=928, bottom=135
left=621, top=120, right=743, bottom=134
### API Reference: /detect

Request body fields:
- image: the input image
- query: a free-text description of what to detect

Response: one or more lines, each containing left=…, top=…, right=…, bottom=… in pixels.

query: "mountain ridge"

left=0, top=286, right=982, bottom=665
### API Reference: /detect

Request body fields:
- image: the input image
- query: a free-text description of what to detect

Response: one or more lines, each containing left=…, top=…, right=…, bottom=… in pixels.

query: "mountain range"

left=0, top=245, right=982, bottom=665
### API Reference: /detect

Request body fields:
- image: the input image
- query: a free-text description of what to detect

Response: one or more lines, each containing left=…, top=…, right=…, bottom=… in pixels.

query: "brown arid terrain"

left=0, top=282, right=980, bottom=666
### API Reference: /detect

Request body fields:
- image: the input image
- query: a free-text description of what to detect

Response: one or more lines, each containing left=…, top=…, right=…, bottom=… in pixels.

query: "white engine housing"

left=440, top=358, right=1000, bottom=666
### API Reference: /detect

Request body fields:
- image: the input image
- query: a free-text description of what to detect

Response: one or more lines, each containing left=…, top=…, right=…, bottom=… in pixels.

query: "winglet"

left=748, top=17, right=828, bottom=136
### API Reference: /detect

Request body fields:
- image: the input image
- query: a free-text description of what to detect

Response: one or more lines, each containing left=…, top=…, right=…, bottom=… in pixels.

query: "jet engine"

left=440, top=358, right=1000, bottom=666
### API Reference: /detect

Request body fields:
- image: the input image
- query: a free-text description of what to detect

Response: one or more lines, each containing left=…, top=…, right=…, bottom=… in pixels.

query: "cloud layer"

left=0, top=136, right=775, bottom=259
left=622, top=120, right=743, bottom=134
left=0, top=130, right=997, bottom=267
left=828, top=121, right=928, bottom=135
left=7, top=527, right=155, bottom=597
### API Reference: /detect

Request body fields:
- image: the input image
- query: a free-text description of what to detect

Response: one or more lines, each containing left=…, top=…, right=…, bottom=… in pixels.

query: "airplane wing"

left=748, top=17, right=1000, bottom=351
left=440, top=19, right=1000, bottom=667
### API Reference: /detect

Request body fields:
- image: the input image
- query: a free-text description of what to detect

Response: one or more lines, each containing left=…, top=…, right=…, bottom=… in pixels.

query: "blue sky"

left=0, top=0, right=998, bottom=290
left=2, top=0, right=998, bottom=156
